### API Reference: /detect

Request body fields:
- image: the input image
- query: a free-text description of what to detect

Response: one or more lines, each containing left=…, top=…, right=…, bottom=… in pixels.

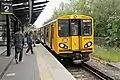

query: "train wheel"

left=82, top=53, right=90, bottom=62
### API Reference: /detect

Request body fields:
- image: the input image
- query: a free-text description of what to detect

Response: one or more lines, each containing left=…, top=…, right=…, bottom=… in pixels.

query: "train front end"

left=57, top=15, right=94, bottom=62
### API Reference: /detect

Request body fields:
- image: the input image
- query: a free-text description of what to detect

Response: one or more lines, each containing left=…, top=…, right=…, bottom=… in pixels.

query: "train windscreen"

left=58, top=19, right=69, bottom=37
left=81, top=19, right=92, bottom=36
left=70, top=19, right=79, bottom=36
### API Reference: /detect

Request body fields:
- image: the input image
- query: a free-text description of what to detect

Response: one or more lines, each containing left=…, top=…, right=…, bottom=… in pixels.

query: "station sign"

left=1, top=1, right=13, bottom=14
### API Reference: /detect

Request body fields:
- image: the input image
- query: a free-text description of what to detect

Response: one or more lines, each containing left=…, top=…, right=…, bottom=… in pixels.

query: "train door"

left=51, top=24, right=55, bottom=50
left=41, top=27, right=44, bottom=43
left=70, top=19, right=79, bottom=50
left=51, top=22, right=58, bottom=53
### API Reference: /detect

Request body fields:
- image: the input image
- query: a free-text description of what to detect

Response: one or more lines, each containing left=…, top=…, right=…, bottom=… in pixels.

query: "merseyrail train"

left=38, top=15, right=94, bottom=62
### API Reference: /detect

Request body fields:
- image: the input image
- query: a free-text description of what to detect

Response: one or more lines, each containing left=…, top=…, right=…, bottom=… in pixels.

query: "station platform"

left=0, top=48, right=14, bottom=79
left=0, top=46, right=7, bottom=55
left=1, top=44, right=76, bottom=80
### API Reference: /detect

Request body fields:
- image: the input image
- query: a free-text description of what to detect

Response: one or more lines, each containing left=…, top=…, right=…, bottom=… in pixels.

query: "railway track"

left=67, top=65, right=99, bottom=80
left=65, top=62, right=115, bottom=80
left=82, top=63, right=114, bottom=80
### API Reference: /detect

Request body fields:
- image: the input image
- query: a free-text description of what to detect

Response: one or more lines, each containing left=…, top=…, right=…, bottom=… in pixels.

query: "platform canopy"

left=12, top=0, right=49, bottom=25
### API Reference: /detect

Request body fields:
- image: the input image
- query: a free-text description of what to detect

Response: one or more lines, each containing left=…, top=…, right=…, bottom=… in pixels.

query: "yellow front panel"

left=71, top=36, right=79, bottom=50
left=79, top=36, right=94, bottom=52
left=58, top=37, right=71, bottom=50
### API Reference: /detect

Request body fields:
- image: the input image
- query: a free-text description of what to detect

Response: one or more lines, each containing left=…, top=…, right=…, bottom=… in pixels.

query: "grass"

left=92, top=45, right=120, bottom=62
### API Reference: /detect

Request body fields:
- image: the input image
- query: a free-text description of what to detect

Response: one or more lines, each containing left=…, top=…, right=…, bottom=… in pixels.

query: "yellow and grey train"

left=38, top=15, right=94, bottom=62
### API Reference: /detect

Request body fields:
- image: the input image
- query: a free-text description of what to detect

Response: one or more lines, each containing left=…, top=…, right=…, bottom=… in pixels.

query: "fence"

left=94, top=37, right=107, bottom=47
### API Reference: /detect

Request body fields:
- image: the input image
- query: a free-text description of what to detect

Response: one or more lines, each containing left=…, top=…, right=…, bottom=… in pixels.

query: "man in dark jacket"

left=14, top=28, right=24, bottom=64
left=26, top=31, right=34, bottom=54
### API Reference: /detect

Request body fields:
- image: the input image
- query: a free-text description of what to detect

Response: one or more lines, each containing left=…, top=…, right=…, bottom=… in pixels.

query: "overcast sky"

left=34, top=0, right=69, bottom=28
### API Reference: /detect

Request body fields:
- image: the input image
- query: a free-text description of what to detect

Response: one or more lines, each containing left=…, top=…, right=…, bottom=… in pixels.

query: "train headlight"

left=84, top=45, right=88, bottom=48
left=84, top=42, right=92, bottom=48
left=59, top=43, right=68, bottom=49
left=87, top=42, right=92, bottom=46
left=60, top=43, right=64, bottom=48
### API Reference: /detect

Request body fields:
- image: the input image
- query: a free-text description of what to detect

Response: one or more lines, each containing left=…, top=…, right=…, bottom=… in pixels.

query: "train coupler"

left=73, top=53, right=82, bottom=60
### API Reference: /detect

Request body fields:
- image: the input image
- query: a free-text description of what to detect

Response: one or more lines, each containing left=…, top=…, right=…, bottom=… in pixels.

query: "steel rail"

left=82, top=63, right=114, bottom=80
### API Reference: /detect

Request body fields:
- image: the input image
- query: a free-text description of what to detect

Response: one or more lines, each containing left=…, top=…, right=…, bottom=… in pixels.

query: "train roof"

left=58, top=15, right=93, bottom=19
left=41, top=15, right=93, bottom=27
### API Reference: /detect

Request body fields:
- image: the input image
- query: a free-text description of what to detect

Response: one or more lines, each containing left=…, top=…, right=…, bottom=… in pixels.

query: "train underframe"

left=59, top=52, right=91, bottom=63
left=41, top=41, right=91, bottom=63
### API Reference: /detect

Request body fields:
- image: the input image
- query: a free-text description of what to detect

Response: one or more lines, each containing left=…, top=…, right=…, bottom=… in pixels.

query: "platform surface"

left=0, top=46, right=7, bottom=55
left=1, top=44, right=76, bottom=80
left=1, top=49, right=40, bottom=80
left=0, top=48, right=14, bottom=79
left=35, top=44, right=76, bottom=80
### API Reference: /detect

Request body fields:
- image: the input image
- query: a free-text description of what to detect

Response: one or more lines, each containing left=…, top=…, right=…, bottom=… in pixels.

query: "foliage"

left=106, top=16, right=120, bottom=47
left=52, top=2, right=74, bottom=19
left=93, top=45, right=120, bottom=62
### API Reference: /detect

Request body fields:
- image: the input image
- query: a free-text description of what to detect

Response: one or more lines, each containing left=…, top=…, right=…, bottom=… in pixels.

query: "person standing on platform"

left=33, top=30, right=37, bottom=47
left=26, top=31, right=34, bottom=55
left=24, top=32, right=28, bottom=48
left=14, top=28, right=24, bottom=64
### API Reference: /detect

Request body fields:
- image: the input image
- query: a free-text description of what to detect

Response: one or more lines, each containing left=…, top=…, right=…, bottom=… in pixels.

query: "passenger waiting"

left=26, top=32, right=34, bottom=55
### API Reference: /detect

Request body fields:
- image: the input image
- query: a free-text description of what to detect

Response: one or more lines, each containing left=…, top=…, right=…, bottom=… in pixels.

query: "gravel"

left=86, top=58, right=120, bottom=80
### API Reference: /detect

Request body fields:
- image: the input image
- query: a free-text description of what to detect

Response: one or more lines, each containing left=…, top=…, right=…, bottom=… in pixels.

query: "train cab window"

left=81, top=19, right=92, bottom=36
left=58, top=19, right=69, bottom=37
left=70, top=19, right=79, bottom=36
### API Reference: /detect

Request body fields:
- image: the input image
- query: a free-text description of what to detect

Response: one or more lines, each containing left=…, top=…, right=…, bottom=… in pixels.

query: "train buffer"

left=0, top=44, right=76, bottom=80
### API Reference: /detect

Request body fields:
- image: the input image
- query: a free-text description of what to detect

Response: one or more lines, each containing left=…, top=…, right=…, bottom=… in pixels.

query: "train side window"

left=51, top=25, right=54, bottom=39
left=46, top=27, right=49, bottom=38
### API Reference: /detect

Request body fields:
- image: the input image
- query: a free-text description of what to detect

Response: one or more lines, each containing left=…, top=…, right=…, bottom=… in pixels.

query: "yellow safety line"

left=34, top=45, right=53, bottom=80
left=1, top=12, right=13, bottom=14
